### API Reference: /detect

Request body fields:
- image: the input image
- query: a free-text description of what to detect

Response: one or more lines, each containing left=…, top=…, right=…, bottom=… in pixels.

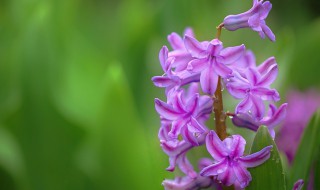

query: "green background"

left=0, top=0, right=319, bottom=189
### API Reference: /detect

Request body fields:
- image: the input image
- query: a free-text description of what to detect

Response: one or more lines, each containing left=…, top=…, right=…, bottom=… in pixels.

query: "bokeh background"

left=0, top=0, right=319, bottom=189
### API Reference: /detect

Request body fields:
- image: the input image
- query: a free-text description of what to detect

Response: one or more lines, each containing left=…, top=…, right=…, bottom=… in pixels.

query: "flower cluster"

left=152, top=0, right=302, bottom=189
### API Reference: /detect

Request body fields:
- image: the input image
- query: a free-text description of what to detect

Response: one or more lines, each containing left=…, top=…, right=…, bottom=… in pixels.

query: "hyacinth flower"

left=152, top=46, right=201, bottom=94
left=185, top=35, right=245, bottom=95
left=232, top=103, right=287, bottom=138
left=155, top=88, right=213, bottom=145
left=167, top=28, right=195, bottom=72
left=200, top=131, right=272, bottom=188
left=226, top=57, right=280, bottom=120
left=223, top=0, right=275, bottom=41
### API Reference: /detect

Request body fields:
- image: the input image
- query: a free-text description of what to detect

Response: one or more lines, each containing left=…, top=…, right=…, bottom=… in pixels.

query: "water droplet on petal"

left=217, top=169, right=224, bottom=174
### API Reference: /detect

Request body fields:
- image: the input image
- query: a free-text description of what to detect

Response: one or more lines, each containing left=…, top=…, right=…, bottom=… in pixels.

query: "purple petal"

left=170, top=90, right=186, bottom=113
left=167, top=32, right=184, bottom=50
left=207, top=39, right=223, bottom=56
left=152, top=76, right=174, bottom=88
left=260, top=1, right=272, bottom=20
left=262, top=103, right=287, bottom=128
left=261, top=22, right=275, bottom=41
left=200, top=158, right=228, bottom=176
left=235, top=96, right=253, bottom=114
left=199, top=158, right=214, bottom=170
left=184, top=27, right=195, bottom=37
left=197, top=95, right=213, bottom=116
left=187, top=58, right=208, bottom=73
left=238, top=145, right=272, bottom=168
left=181, top=126, right=199, bottom=146
left=188, top=117, right=206, bottom=133
left=257, top=64, right=278, bottom=86
left=218, top=45, right=246, bottom=65
left=158, top=122, right=171, bottom=141
left=292, top=179, right=304, bottom=190
left=229, top=135, right=246, bottom=158
left=159, top=46, right=169, bottom=72
left=232, top=113, right=259, bottom=131
left=245, top=67, right=261, bottom=85
left=169, top=119, right=187, bottom=138
left=200, top=65, right=219, bottom=95
left=186, top=83, right=199, bottom=98
left=232, top=163, right=252, bottom=188
left=226, top=83, right=249, bottom=99
left=178, top=153, right=197, bottom=178
left=250, top=95, right=265, bottom=120
left=186, top=93, right=199, bottom=114
left=206, top=131, right=228, bottom=161
left=251, top=87, right=280, bottom=101
left=184, top=35, right=207, bottom=58
left=212, top=59, right=233, bottom=78
left=248, top=13, right=262, bottom=32
left=267, top=103, right=277, bottom=117
left=155, top=98, right=181, bottom=120
left=217, top=165, right=236, bottom=186
left=258, top=56, right=276, bottom=75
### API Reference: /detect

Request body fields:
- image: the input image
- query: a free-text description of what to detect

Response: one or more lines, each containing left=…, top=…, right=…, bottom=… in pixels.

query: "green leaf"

left=289, top=110, right=320, bottom=189
left=315, top=156, right=320, bottom=190
left=246, top=126, right=286, bottom=190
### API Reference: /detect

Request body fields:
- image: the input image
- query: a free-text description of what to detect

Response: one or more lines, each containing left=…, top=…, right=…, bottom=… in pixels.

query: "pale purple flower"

left=185, top=35, right=245, bottom=95
left=155, top=88, right=212, bottom=145
left=276, top=90, right=320, bottom=163
left=232, top=103, right=287, bottom=139
left=152, top=46, right=200, bottom=94
left=223, top=0, right=275, bottom=41
left=200, top=131, right=272, bottom=188
left=226, top=57, right=280, bottom=120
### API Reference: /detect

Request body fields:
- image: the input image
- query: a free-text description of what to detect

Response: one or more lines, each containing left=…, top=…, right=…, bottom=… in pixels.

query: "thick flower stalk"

left=151, top=0, right=304, bottom=189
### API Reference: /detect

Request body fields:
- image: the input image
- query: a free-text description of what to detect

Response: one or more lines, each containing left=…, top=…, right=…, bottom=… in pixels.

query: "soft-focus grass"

left=0, top=0, right=319, bottom=189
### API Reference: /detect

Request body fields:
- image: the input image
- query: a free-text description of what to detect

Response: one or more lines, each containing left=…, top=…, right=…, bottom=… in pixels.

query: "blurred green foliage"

left=0, top=0, right=319, bottom=189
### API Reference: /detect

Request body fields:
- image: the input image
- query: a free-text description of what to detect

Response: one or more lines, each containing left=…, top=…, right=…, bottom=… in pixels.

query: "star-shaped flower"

left=185, top=35, right=245, bottom=95
left=226, top=56, right=280, bottom=120
left=200, top=131, right=272, bottom=188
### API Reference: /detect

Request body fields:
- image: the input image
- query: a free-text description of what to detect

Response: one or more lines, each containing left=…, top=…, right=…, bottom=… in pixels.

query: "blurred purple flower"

left=223, top=0, right=275, bottom=41
left=226, top=56, right=280, bottom=120
left=276, top=90, right=320, bottom=163
left=200, top=131, right=272, bottom=188
left=185, top=35, right=245, bottom=95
